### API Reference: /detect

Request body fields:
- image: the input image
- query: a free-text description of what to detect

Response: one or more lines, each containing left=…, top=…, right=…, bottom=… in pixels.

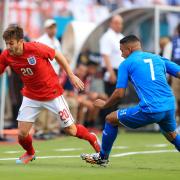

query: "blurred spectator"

left=100, top=15, right=124, bottom=97
left=104, top=0, right=119, bottom=11
left=172, top=23, right=180, bottom=65
left=90, top=0, right=110, bottom=24
left=85, top=61, right=108, bottom=127
left=37, top=19, right=61, bottom=74
left=69, top=0, right=94, bottom=22
left=171, top=23, right=180, bottom=122
left=69, top=0, right=109, bottom=23
left=117, top=0, right=134, bottom=8
left=159, top=37, right=172, bottom=59
left=61, top=62, right=107, bottom=128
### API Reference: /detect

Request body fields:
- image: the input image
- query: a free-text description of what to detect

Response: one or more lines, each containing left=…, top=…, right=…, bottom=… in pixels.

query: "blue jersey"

left=116, top=50, right=180, bottom=113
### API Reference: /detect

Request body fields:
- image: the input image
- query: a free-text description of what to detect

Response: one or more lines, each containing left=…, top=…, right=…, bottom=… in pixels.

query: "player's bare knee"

left=18, top=130, right=29, bottom=138
left=105, top=114, right=112, bottom=123
left=105, top=114, right=116, bottom=125
left=64, top=125, right=77, bottom=136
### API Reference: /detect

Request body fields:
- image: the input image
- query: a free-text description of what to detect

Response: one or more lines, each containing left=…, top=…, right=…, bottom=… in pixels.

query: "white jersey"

left=100, top=28, right=124, bottom=69
left=36, top=33, right=61, bottom=74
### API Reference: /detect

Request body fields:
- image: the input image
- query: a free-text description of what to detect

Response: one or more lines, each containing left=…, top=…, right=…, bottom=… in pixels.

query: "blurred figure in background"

left=61, top=62, right=107, bottom=129
left=37, top=19, right=61, bottom=74
left=159, top=37, right=172, bottom=59
left=100, top=15, right=124, bottom=97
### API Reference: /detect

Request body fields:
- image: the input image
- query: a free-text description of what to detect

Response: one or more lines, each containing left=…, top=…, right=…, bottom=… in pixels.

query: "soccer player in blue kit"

left=81, top=35, right=180, bottom=166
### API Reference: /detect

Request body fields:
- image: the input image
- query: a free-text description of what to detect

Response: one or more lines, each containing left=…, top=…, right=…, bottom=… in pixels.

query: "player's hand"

left=93, top=99, right=106, bottom=109
left=69, top=75, right=84, bottom=91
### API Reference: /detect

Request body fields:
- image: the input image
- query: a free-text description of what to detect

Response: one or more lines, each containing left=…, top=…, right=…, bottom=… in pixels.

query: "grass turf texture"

left=0, top=132, right=179, bottom=180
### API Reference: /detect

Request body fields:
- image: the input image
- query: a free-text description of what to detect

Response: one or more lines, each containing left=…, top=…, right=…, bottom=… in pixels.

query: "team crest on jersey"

left=27, top=56, right=36, bottom=65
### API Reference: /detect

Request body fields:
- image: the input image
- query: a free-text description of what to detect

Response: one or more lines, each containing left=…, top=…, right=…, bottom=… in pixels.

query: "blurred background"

left=0, top=0, right=179, bottom=141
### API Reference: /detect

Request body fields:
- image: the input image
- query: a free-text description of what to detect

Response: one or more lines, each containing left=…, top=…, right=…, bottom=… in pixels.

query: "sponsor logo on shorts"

left=59, top=109, right=70, bottom=121
left=119, top=109, right=127, bottom=115
left=64, top=121, right=69, bottom=125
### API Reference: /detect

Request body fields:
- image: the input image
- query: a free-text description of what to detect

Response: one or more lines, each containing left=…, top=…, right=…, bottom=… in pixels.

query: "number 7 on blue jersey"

left=144, top=59, right=155, bottom=80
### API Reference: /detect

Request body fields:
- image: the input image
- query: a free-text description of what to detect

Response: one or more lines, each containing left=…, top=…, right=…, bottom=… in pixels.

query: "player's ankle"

left=100, top=151, right=109, bottom=160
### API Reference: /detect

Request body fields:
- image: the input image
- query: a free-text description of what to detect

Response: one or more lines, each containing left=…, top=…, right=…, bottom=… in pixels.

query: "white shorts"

left=17, top=95, right=74, bottom=128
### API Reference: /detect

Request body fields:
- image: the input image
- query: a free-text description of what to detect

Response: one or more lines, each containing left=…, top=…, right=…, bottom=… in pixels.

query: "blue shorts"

left=117, top=105, right=176, bottom=133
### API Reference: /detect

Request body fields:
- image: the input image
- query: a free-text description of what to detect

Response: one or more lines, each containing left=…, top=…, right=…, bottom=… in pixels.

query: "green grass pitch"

left=0, top=132, right=179, bottom=180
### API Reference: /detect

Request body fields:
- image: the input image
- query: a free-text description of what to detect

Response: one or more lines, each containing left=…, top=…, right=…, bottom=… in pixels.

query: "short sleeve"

left=34, top=42, right=55, bottom=60
left=116, top=61, right=128, bottom=88
left=99, top=35, right=112, bottom=55
left=161, top=57, right=180, bottom=77
left=0, top=52, right=8, bottom=75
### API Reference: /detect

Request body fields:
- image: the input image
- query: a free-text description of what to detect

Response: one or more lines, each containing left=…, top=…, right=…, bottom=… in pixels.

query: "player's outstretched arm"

left=162, top=57, right=180, bottom=78
left=94, top=88, right=125, bottom=109
left=54, top=50, right=84, bottom=91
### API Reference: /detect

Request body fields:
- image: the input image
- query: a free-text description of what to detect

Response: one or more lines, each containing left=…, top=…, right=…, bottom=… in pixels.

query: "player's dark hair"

left=120, top=35, right=140, bottom=44
left=3, top=24, right=24, bottom=41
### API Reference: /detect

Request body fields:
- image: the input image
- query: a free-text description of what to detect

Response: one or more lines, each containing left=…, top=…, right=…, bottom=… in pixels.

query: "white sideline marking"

left=146, top=144, right=168, bottom=148
left=112, top=150, right=177, bottom=157
left=54, top=148, right=83, bottom=152
left=0, top=150, right=177, bottom=161
left=4, top=151, right=22, bottom=154
left=4, top=147, right=128, bottom=154
left=2, top=144, right=170, bottom=155
left=4, top=150, right=39, bottom=154
left=112, top=146, right=128, bottom=149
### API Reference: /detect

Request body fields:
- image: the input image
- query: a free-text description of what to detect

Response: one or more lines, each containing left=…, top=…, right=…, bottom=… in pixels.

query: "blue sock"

left=100, top=122, right=118, bottom=159
left=171, top=134, right=180, bottom=151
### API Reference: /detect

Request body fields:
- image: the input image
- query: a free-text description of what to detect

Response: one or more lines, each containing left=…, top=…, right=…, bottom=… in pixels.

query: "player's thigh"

left=117, top=105, right=149, bottom=129
left=17, top=96, right=42, bottom=123
left=43, top=95, right=74, bottom=128
left=158, top=109, right=177, bottom=141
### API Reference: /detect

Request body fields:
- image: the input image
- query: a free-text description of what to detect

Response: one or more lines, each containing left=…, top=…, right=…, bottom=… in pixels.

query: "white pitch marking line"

left=4, top=151, right=22, bottom=154
left=0, top=150, right=177, bottom=161
left=3, top=147, right=127, bottom=154
left=112, top=150, right=177, bottom=157
left=2, top=144, right=170, bottom=155
left=145, top=144, right=168, bottom=148
left=112, top=146, right=128, bottom=149
left=4, top=150, right=40, bottom=154
left=54, top=148, right=83, bottom=152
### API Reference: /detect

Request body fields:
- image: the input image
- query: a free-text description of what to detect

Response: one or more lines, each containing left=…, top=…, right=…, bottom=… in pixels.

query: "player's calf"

left=65, top=124, right=101, bottom=152
left=171, top=134, right=180, bottom=151
left=164, top=131, right=180, bottom=151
